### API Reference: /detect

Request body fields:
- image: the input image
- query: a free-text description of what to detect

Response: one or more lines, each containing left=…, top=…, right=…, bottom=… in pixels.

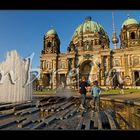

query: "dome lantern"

left=45, top=29, right=58, bottom=37
left=85, top=16, right=92, bottom=22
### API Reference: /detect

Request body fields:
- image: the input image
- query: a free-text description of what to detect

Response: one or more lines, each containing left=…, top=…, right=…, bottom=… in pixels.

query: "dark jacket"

left=79, top=81, right=88, bottom=94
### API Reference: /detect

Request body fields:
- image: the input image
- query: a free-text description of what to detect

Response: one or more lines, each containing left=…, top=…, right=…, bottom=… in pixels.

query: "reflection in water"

left=28, top=97, right=140, bottom=130
left=40, top=111, right=46, bottom=118
left=101, top=100, right=140, bottom=129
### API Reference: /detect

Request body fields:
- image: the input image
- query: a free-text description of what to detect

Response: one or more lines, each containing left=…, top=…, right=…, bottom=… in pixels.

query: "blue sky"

left=0, top=10, right=140, bottom=69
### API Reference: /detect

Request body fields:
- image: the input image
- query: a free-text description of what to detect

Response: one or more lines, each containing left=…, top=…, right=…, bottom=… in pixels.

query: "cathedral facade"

left=40, top=16, right=140, bottom=89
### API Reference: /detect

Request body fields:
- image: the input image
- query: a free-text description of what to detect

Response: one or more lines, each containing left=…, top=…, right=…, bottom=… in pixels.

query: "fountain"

left=0, top=50, right=32, bottom=103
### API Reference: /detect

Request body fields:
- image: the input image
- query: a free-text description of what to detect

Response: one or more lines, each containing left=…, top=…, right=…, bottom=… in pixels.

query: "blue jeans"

left=81, top=94, right=86, bottom=107
left=92, top=96, right=100, bottom=111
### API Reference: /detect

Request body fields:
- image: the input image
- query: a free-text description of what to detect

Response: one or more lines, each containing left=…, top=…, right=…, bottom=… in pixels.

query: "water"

left=56, top=87, right=78, bottom=98
left=101, top=100, right=140, bottom=129
left=1, top=95, right=140, bottom=130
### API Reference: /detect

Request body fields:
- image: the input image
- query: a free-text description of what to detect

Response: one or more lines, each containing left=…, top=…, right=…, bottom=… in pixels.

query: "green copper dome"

left=46, top=29, right=58, bottom=37
left=122, top=16, right=139, bottom=28
left=72, top=16, right=106, bottom=39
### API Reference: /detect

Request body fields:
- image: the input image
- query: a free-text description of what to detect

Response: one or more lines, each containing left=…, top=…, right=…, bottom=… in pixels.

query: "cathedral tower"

left=120, top=16, right=140, bottom=49
left=40, top=28, right=60, bottom=89
left=42, top=29, right=60, bottom=54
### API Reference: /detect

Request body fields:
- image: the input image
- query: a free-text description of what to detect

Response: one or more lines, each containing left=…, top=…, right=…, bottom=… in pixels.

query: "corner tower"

left=40, top=28, right=60, bottom=89
left=120, top=16, right=140, bottom=49
left=42, top=29, right=60, bottom=54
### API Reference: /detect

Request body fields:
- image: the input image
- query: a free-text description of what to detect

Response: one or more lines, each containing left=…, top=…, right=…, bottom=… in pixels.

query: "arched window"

left=47, top=42, right=51, bottom=47
left=0, top=73, right=2, bottom=81
left=130, top=32, right=135, bottom=39
left=94, top=39, right=97, bottom=45
left=134, top=71, right=140, bottom=86
left=124, top=33, right=127, bottom=40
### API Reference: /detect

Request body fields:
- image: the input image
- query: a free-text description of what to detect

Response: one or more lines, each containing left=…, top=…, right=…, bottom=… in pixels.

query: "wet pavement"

left=0, top=96, right=125, bottom=130
left=101, top=92, right=140, bottom=106
left=0, top=89, right=140, bottom=130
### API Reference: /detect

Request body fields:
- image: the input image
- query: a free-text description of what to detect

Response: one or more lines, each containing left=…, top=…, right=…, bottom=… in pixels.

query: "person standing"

left=119, top=83, right=124, bottom=94
left=79, top=76, right=89, bottom=109
left=91, top=80, right=101, bottom=111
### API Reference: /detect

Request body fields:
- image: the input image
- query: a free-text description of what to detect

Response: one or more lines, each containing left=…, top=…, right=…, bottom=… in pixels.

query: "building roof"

left=45, top=29, right=58, bottom=37
left=72, top=16, right=106, bottom=39
left=121, top=16, right=139, bottom=28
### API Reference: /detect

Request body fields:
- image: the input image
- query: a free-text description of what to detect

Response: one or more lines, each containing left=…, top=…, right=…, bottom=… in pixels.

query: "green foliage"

left=102, top=89, right=140, bottom=94
left=33, top=89, right=56, bottom=94
left=33, top=88, right=140, bottom=95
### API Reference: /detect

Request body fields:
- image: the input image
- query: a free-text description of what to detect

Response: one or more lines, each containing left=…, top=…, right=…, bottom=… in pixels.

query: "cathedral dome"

left=121, top=16, right=139, bottom=28
left=45, top=29, right=58, bottom=37
left=72, top=16, right=106, bottom=39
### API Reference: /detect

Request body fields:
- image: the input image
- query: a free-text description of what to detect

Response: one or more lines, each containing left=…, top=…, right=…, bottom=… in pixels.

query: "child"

left=79, top=76, right=89, bottom=109
left=91, top=80, right=101, bottom=111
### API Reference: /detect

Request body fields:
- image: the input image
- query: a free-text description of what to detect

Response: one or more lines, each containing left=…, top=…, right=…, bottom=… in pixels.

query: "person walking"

left=91, top=80, right=101, bottom=111
left=79, top=76, right=89, bottom=109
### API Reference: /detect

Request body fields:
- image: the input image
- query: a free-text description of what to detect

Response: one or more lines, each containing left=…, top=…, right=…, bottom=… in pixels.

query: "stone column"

left=124, top=54, right=128, bottom=76
left=132, top=71, right=135, bottom=86
left=129, top=70, right=133, bottom=86
left=72, top=58, right=75, bottom=68
left=105, top=56, right=110, bottom=86
left=52, top=59, right=56, bottom=89
left=128, top=55, right=130, bottom=66
left=42, top=61, right=44, bottom=70
left=100, top=56, right=105, bottom=86
left=53, top=59, right=59, bottom=89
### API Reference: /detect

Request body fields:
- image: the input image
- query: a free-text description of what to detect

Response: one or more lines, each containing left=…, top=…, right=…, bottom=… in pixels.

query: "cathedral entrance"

left=134, top=71, right=140, bottom=86
left=79, top=60, right=93, bottom=82
left=42, top=74, right=50, bottom=88
left=112, top=71, right=120, bottom=88
left=59, top=74, right=66, bottom=87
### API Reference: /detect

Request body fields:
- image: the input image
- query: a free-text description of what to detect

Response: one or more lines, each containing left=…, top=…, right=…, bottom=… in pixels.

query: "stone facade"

left=40, top=16, right=140, bottom=89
